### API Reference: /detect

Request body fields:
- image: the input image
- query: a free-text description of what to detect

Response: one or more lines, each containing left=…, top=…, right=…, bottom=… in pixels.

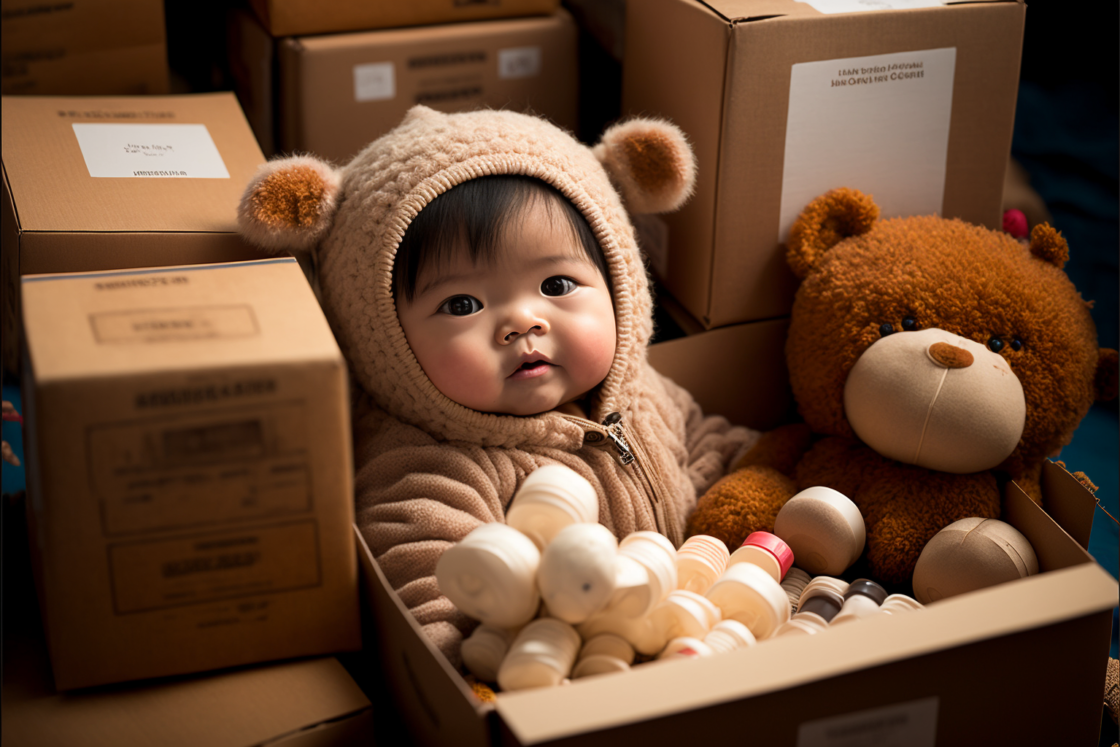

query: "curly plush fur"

left=689, top=187, right=1118, bottom=585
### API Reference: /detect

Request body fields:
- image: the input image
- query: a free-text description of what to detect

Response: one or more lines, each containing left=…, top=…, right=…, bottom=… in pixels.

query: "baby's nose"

left=499, top=307, right=550, bottom=343
left=504, top=325, right=543, bottom=342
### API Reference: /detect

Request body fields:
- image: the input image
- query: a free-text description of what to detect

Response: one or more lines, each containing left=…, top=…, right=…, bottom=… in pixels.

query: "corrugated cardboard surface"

left=2, top=438, right=373, bottom=747
left=1, top=93, right=270, bottom=373
left=623, top=0, right=1025, bottom=329
left=249, top=0, right=559, bottom=38
left=2, top=94, right=263, bottom=233
left=227, top=6, right=280, bottom=157
left=278, top=11, right=578, bottom=165
left=0, top=0, right=169, bottom=95
left=19, top=259, right=360, bottom=690
left=355, top=322, right=1118, bottom=746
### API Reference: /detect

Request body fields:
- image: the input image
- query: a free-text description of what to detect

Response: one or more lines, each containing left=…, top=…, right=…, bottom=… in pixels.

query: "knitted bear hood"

left=237, top=106, right=697, bottom=449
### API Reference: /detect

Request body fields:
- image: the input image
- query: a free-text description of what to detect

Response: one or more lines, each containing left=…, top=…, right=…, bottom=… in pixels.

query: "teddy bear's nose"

left=927, top=341, right=974, bottom=369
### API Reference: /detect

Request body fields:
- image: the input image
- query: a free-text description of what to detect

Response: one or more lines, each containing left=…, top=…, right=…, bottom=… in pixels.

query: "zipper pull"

left=602, top=412, right=634, bottom=466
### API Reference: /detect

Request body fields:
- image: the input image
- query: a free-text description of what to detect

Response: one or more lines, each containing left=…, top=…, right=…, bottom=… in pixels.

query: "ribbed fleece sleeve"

left=655, top=371, right=760, bottom=499
left=353, top=405, right=526, bottom=665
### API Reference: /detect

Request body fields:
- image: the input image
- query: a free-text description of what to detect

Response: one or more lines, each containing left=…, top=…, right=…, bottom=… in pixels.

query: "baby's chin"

left=483, top=391, right=591, bottom=418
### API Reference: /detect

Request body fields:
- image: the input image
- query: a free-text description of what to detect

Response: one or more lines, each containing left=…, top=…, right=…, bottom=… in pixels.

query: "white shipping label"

left=72, top=123, right=230, bottom=179
left=778, top=48, right=956, bottom=243
left=499, top=46, right=542, bottom=79
left=798, top=697, right=939, bottom=747
left=797, top=0, right=946, bottom=13
left=354, top=61, right=396, bottom=102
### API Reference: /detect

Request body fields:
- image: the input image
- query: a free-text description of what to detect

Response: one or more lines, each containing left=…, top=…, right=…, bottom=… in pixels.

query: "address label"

left=108, top=520, right=321, bottom=614
left=798, top=697, right=939, bottom=747
left=72, top=123, right=230, bottom=178
left=778, top=47, right=956, bottom=243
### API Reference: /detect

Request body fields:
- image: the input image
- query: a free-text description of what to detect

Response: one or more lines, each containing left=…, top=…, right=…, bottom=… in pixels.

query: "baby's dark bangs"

left=393, top=175, right=608, bottom=303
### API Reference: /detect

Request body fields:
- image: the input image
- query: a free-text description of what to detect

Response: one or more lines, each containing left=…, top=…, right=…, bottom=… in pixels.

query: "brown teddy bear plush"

left=688, top=187, right=1118, bottom=585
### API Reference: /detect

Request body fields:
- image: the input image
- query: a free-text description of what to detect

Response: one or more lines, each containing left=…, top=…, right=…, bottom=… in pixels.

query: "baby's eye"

left=438, top=295, right=482, bottom=316
left=541, top=276, right=578, bottom=297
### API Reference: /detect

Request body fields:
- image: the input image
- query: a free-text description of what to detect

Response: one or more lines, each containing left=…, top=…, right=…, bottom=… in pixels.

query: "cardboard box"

left=249, top=0, right=559, bottom=38
left=19, top=257, right=361, bottom=691
left=623, top=0, right=1026, bottom=329
left=2, top=488, right=374, bottom=747
left=353, top=322, right=1117, bottom=746
left=273, top=10, right=578, bottom=165
left=1, top=93, right=271, bottom=374
left=228, top=7, right=282, bottom=157
left=1, top=0, right=169, bottom=96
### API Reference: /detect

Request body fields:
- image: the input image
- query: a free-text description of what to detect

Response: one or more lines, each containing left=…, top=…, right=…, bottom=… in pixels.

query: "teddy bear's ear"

left=786, top=188, right=879, bottom=280
left=238, top=155, right=342, bottom=253
left=591, top=118, right=697, bottom=214
left=1027, top=223, right=1069, bottom=269
left=1097, top=348, right=1119, bottom=402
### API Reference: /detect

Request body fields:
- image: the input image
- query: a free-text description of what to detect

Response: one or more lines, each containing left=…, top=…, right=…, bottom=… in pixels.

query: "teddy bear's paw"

left=687, top=466, right=797, bottom=552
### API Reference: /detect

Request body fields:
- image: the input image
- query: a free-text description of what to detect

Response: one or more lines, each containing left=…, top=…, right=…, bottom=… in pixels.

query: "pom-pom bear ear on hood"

left=1027, top=223, right=1069, bottom=269
left=786, top=188, right=880, bottom=280
left=237, top=155, right=342, bottom=253
left=591, top=118, right=697, bottom=215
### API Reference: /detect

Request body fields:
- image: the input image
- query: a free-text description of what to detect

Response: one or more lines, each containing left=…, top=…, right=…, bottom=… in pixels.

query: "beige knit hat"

left=238, top=106, right=696, bottom=448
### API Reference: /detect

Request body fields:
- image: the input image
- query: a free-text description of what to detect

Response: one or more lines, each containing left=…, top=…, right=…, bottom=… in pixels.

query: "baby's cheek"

left=569, top=315, right=616, bottom=377
left=426, top=339, right=496, bottom=403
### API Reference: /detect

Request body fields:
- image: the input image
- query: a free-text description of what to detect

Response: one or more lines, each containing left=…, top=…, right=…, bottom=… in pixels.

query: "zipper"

left=560, top=411, right=682, bottom=547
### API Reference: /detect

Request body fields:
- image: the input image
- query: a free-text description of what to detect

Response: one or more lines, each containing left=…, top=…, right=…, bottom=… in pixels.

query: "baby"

left=237, top=106, right=758, bottom=663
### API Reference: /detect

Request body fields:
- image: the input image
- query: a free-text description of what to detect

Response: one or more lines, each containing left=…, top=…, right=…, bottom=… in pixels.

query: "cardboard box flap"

left=646, top=319, right=792, bottom=431
left=21, top=258, right=342, bottom=382
left=1038, top=459, right=1098, bottom=550
left=495, top=561, right=1116, bottom=745
left=2, top=657, right=370, bottom=747
left=1, top=94, right=264, bottom=234
left=1003, top=477, right=1097, bottom=572
left=698, top=0, right=1015, bottom=23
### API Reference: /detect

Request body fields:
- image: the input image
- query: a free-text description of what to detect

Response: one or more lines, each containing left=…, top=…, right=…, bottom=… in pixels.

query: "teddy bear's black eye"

left=988, top=337, right=1005, bottom=353
left=901, top=316, right=918, bottom=331
left=879, top=323, right=894, bottom=337
left=1010, top=337, right=1023, bottom=351
left=582, top=583, right=592, bottom=592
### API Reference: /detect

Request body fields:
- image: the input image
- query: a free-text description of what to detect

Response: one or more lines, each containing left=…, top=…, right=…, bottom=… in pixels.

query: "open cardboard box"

left=354, top=321, right=1118, bottom=746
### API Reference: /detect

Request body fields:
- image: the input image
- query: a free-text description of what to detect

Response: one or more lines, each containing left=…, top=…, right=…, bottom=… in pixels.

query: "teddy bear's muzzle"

left=843, top=328, right=1026, bottom=474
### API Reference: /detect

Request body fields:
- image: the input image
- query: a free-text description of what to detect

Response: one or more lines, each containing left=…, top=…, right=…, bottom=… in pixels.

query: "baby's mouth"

left=509, top=359, right=553, bottom=380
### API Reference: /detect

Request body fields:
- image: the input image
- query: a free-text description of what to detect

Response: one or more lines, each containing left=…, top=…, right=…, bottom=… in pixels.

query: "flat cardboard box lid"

left=22, top=258, right=342, bottom=381
left=697, top=0, right=1015, bottom=22
left=1, top=93, right=264, bottom=234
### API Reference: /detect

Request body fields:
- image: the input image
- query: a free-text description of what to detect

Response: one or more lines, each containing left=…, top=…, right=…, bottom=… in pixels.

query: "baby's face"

left=397, top=200, right=616, bottom=416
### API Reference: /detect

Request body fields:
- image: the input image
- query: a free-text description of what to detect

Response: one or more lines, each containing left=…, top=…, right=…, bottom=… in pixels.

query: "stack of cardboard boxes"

left=227, top=0, right=579, bottom=163
left=1, top=0, right=1117, bottom=745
